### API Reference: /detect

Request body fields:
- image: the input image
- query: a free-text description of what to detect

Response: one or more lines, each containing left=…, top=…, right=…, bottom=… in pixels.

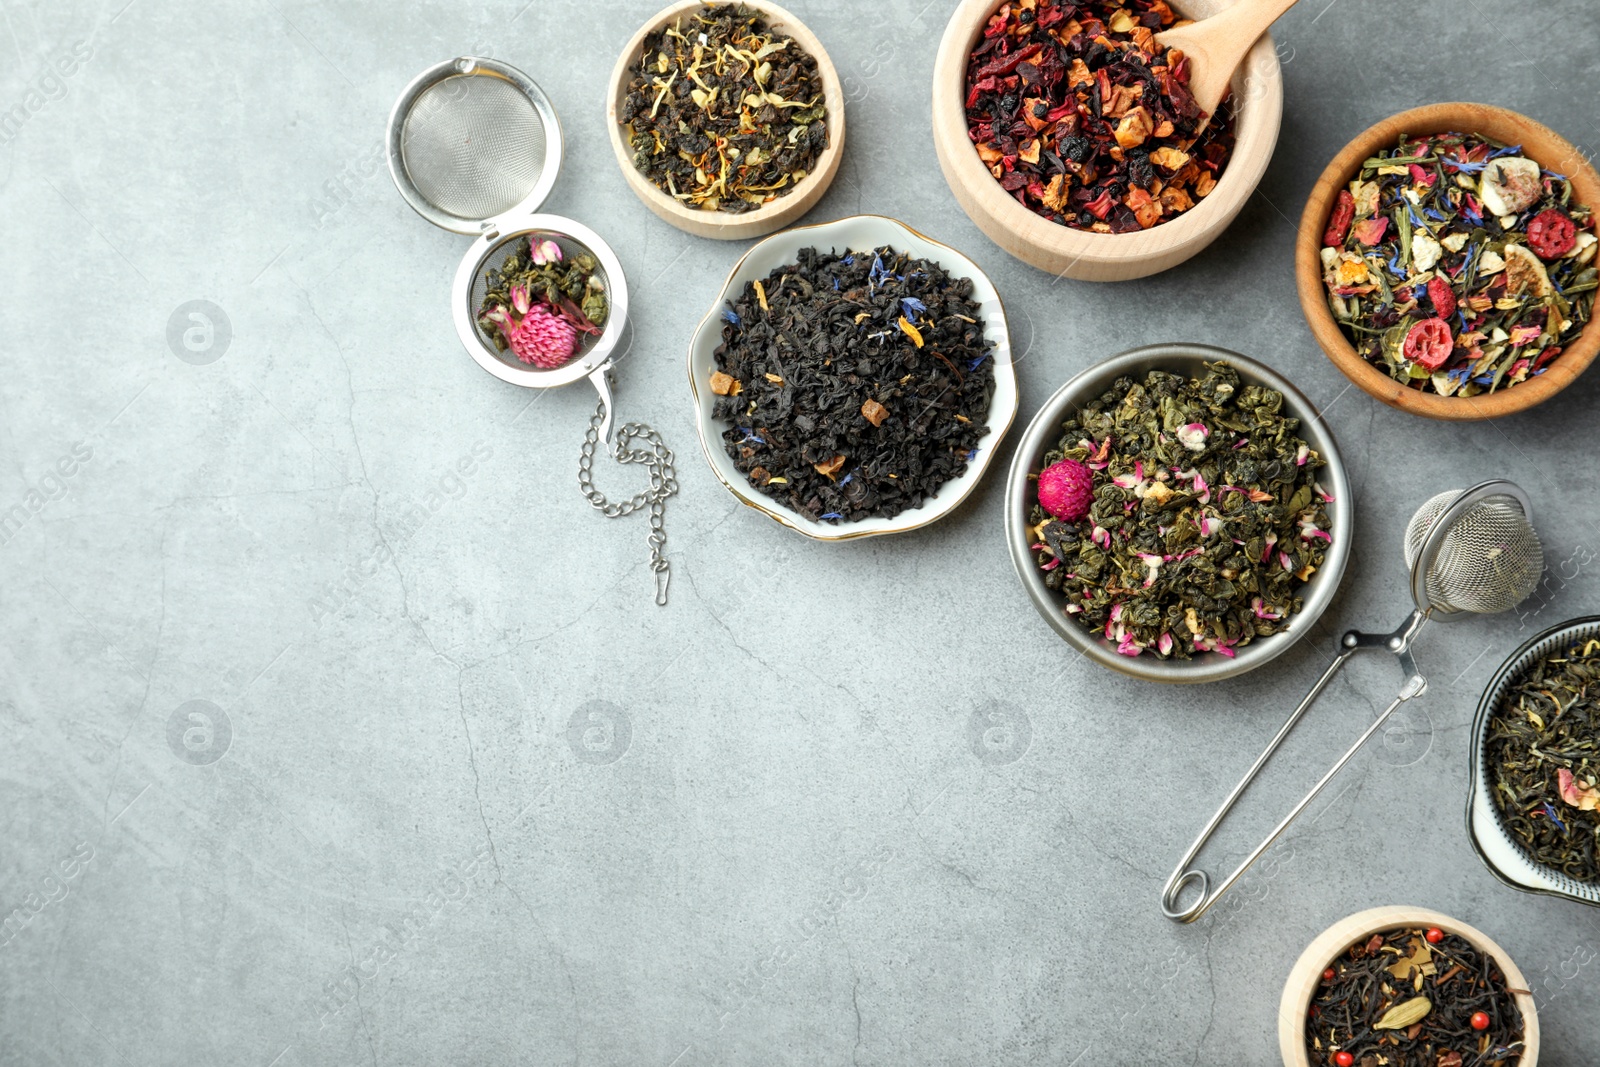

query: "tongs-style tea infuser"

left=1161, top=481, right=1545, bottom=923
left=387, top=57, right=679, bottom=604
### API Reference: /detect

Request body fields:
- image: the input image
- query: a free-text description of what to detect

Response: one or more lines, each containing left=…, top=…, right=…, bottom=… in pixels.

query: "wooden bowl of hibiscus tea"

left=1296, top=102, right=1600, bottom=421
left=931, top=0, right=1284, bottom=281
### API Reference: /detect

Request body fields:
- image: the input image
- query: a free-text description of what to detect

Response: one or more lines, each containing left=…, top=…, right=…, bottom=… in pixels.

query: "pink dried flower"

left=487, top=284, right=578, bottom=369
left=530, top=238, right=563, bottom=265
left=1038, top=459, right=1095, bottom=521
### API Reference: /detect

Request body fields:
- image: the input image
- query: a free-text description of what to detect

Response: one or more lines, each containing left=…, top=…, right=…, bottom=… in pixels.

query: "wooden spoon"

left=1156, top=0, right=1300, bottom=118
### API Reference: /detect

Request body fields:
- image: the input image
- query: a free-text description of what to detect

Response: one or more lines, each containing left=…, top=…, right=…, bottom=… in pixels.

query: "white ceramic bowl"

left=1469, top=615, right=1600, bottom=908
left=686, top=214, right=1019, bottom=540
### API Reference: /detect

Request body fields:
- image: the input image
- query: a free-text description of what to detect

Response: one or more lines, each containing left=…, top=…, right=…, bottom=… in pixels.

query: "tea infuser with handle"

left=387, top=56, right=679, bottom=605
left=1161, top=480, right=1544, bottom=923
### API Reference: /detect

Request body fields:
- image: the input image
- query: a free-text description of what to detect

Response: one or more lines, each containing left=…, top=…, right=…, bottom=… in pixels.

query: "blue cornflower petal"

left=832, top=277, right=840, bottom=291
left=965, top=449, right=978, bottom=462
left=1388, top=251, right=1407, bottom=275
left=740, top=432, right=765, bottom=445
left=968, top=354, right=990, bottom=371
left=1490, top=143, right=1524, bottom=159
left=1543, top=802, right=1568, bottom=832
left=722, top=308, right=741, bottom=325
left=900, top=296, right=928, bottom=317
left=839, top=474, right=853, bottom=487
left=820, top=512, right=843, bottom=520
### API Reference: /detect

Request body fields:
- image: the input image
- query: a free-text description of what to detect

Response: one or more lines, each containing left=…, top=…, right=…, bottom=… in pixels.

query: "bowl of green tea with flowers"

left=1298, top=103, right=1600, bottom=421
left=1005, top=344, right=1351, bottom=684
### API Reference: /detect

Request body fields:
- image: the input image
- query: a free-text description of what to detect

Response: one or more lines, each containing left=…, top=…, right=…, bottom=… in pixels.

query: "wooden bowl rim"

left=930, top=0, right=1284, bottom=272
left=604, top=0, right=846, bottom=238
left=1294, top=101, right=1600, bottom=421
left=1278, top=905, right=1540, bottom=1067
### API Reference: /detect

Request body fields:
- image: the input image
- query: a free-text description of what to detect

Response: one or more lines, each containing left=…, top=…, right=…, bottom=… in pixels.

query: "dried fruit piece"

left=1427, top=277, right=1457, bottom=320
left=1478, top=156, right=1544, bottom=217
left=710, top=371, right=739, bottom=396
left=1324, top=189, right=1356, bottom=247
left=861, top=398, right=889, bottom=427
left=1527, top=209, right=1578, bottom=259
left=1503, top=243, right=1552, bottom=298
left=1402, top=318, right=1454, bottom=370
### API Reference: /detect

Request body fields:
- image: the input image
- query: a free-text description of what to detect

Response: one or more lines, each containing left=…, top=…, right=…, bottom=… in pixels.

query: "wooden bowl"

left=930, top=0, right=1283, bottom=282
left=1279, top=906, right=1539, bottom=1067
left=605, top=0, right=846, bottom=241
left=1295, top=102, right=1600, bottom=421
left=686, top=214, right=1019, bottom=540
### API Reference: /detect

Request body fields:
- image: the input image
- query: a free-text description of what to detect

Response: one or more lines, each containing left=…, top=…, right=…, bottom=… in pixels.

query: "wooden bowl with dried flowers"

left=605, top=0, right=846, bottom=241
left=1296, top=103, right=1600, bottom=421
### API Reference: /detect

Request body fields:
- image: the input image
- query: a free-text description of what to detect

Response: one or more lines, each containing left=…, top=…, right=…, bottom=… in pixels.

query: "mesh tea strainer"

left=1161, top=480, right=1544, bottom=922
left=387, top=56, right=679, bottom=605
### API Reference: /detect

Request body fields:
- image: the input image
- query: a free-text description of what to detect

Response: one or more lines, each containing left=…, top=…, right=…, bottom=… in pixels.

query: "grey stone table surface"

left=3, top=0, right=1599, bottom=1064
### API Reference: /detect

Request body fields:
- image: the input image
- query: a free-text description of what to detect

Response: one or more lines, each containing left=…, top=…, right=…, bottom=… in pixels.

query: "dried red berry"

left=1471, top=1011, right=1491, bottom=1031
left=1334, top=1052, right=1355, bottom=1067
left=1402, top=317, right=1454, bottom=370
left=1426, top=279, right=1457, bottom=321
left=1527, top=209, right=1578, bottom=259
left=1324, top=189, right=1356, bottom=247
left=1424, top=927, right=1444, bottom=944
left=1322, top=968, right=1337, bottom=981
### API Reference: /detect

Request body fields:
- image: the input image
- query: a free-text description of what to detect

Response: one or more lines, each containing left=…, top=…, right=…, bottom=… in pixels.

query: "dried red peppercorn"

left=1527, top=208, right=1578, bottom=259
left=1426, top=277, right=1457, bottom=320
left=1323, top=189, right=1355, bottom=248
left=1402, top=317, right=1454, bottom=370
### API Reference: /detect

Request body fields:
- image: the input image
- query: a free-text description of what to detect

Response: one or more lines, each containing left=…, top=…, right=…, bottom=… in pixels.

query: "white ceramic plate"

left=686, top=214, right=1019, bottom=541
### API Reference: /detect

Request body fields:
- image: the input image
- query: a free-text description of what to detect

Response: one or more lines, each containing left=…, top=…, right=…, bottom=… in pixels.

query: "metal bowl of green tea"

left=1469, top=615, right=1600, bottom=907
left=1004, top=344, right=1353, bottom=684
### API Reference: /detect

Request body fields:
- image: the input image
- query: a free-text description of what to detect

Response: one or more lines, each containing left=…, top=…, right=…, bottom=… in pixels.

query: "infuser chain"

left=578, top=399, right=679, bottom=606
left=1159, top=610, right=1432, bottom=924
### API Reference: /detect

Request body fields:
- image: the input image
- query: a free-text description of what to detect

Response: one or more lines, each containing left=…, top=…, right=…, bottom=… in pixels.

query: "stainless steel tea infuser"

left=387, top=57, right=679, bottom=604
left=1161, top=480, right=1545, bottom=922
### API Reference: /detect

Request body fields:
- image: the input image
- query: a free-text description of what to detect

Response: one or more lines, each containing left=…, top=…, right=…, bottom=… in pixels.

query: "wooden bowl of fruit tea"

left=1279, top=906, right=1538, bottom=1067
left=606, top=0, right=846, bottom=241
left=1468, top=615, right=1600, bottom=909
left=1004, top=344, right=1352, bottom=684
left=687, top=213, right=1019, bottom=541
left=930, top=0, right=1284, bottom=281
left=1297, top=102, right=1600, bottom=421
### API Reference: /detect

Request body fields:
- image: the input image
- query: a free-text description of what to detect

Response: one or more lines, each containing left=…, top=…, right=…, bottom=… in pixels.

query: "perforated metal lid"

left=387, top=57, right=564, bottom=234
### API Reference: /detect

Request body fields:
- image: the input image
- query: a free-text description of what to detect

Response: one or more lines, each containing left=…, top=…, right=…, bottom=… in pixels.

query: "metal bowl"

left=1468, top=615, right=1600, bottom=907
left=1003, top=344, right=1353, bottom=684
